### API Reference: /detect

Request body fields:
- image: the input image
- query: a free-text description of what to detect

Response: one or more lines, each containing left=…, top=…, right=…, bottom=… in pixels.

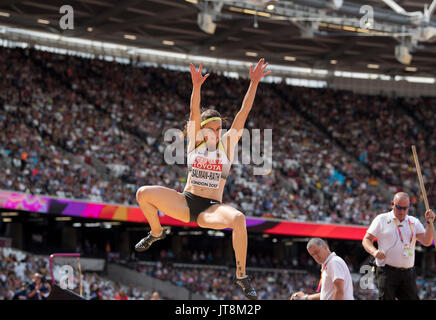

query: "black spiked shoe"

left=234, top=275, right=258, bottom=300
left=135, top=230, right=166, bottom=252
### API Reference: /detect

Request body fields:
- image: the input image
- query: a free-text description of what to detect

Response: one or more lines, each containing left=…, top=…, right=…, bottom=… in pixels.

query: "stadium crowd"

left=0, top=46, right=414, bottom=225
left=0, top=248, right=161, bottom=300
left=276, top=85, right=436, bottom=208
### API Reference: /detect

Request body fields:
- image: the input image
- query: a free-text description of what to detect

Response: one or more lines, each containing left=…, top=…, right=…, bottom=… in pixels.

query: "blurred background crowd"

left=1, top=46, right=435, bottom=301
left=1, top=247, right=435, bottom=300
left=0, top=248, right=161, bottom=300
left=1, top=47, right=434, bottom=226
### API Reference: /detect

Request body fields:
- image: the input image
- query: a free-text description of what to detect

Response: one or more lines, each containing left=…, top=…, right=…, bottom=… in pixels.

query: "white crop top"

left=187, top=140, right=231, bottom=189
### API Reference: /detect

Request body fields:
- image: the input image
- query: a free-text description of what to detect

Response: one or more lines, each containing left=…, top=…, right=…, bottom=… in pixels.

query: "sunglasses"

left=394, top=204, right=409, bottom=211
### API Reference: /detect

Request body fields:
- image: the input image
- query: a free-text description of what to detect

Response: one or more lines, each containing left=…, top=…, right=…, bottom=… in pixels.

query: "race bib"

left=402, top=244, right=413, bottom=257
left=190, top=156, right=222, bottom=189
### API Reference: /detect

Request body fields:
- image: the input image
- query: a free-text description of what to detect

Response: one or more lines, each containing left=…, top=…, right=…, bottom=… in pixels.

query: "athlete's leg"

left=136, top=186, right=190, bottom=236
left=196, top=204, right=248, bottom=278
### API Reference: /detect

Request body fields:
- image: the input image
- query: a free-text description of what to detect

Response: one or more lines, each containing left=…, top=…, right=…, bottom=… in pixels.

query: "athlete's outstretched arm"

left=227, top=58, right=271, bottom=140
left=187, top=62, right=209, bottom=152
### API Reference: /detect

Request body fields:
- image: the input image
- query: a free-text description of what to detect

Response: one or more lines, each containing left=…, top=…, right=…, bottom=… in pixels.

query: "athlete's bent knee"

left=232, top=212, right=246, bottom=229
left=136, top=186, right=153, bottom=203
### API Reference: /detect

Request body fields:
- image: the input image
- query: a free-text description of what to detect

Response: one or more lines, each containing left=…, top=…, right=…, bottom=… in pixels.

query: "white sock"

left=152, top=230, right=163, bottom=237
left=236, top=274, right=247, bottom=280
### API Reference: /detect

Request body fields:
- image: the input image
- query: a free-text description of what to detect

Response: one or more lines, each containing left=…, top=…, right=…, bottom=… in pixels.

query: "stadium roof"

left=0, top=0, right=436, bottom=77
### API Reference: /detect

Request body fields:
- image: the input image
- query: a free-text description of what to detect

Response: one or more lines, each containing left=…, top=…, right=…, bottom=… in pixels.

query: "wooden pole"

left=411, top=145, right=435, bottom=248
left=77, top=258, right=83, bottom=297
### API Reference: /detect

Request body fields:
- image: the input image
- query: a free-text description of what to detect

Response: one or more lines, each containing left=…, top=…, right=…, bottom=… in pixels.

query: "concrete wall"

left=118, top=231, right=130, bottom=260
left=6, top=222, right=23, bottom=249
left=107, top=263, right=207, bottom=300
left=61, top=227, right=77, bottom=251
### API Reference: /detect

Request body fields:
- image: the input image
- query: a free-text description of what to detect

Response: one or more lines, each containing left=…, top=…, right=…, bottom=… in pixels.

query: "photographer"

left=27, top=273, right=50, bottom=300
left=39, top=276, right=51, bottom=300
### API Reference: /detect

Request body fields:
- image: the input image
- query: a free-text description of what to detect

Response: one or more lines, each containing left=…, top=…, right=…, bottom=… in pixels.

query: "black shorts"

left=183, top=191, right=221, bottom=223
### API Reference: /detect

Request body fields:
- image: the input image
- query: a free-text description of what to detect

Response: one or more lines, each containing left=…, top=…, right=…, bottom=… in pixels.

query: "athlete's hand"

left=190, top=62, right=210, bottom=87
left=249, top=58, right=271, bottom=83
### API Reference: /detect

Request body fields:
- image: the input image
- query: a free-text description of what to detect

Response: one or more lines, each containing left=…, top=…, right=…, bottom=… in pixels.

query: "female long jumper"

left=134, top=59, right=271, bottom=300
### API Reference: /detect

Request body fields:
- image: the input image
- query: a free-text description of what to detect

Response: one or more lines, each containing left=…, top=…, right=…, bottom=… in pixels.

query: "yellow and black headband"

left=200, top=117, right=221, bottom=127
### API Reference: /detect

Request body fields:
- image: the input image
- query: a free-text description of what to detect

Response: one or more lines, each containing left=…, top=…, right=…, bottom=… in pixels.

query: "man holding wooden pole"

left=362, top=145, right=435, bottom=300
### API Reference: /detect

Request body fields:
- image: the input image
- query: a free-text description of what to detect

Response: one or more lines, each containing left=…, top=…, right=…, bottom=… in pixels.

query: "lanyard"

left=316, top=253, right=334, bottom=293
left=393, top=218, right=414, bottom=244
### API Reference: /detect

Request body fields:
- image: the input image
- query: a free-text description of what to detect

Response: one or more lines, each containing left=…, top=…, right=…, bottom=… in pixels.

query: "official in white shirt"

left=290, top=238, right=354, bottom=300
left=362, top=192, right=435, bottom=300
